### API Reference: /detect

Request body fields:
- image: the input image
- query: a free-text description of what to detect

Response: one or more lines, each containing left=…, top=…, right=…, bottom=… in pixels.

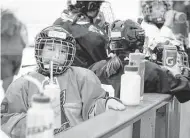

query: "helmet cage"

left=178, top=51, right=189, bottom=67
left=109, top=40, right=126, bottom=51
left=35, top=27, right=76, bottom=76
left=142, top=0, right=172, bottom=24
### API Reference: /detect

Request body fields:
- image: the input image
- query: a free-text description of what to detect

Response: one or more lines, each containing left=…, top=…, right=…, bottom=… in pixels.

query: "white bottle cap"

left=124, top=62, right=138, bottom=72
left=32, top=94, right=50, bottom=103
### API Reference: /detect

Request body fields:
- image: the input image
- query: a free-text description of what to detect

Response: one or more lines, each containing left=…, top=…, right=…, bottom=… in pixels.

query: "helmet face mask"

left=141, top=0, right=172, bottom=25
left=35, top=26, right=76, bottom=76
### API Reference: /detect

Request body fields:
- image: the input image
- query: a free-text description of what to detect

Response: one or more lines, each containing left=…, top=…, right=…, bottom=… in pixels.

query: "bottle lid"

left=124, top=62, right=138, bottom=72
left=32, top=94, right=50, bottom=103
left=129, top=53, right=145, bottom=61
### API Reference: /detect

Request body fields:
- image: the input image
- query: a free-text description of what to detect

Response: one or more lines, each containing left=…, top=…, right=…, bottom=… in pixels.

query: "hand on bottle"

left=106, top=98, right=126, bottom=111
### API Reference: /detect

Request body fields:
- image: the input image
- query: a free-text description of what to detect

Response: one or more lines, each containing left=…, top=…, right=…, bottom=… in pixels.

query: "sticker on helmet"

left=111, top=32, right=121, bottom=38
left=48, top=31, right=66, bottom=39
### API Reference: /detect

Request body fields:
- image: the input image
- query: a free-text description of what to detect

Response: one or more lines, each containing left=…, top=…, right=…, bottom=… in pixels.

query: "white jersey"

left=141, top=21, right=176, bottom=46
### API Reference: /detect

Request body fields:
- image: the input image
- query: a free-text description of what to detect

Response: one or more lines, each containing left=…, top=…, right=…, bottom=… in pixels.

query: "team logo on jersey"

left=88, top=25, right=104, bottom=35
left=1, top=102, right=8, bottom=113
left=54, top=89, right=71, bottom=135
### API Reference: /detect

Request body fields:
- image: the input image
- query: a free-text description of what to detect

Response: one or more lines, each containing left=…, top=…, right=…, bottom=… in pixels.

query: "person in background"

left=1, top=9, right=28, bottom=93
left=140, top=0, right=189, bottom=48
left=89, top=19, right=190, bottom=103
left=140, top=0, right=190, bottom=73
left=182, top=2, right=190, bottom=65
left=53, top=0, right=109, bottom=68
left=172, top=1, right=189, bottom=49
left=1, top=25, right=125, bottom=138
left=1, top=9, right=28, bottom=138
left=140, top=0, right=172, bottom=37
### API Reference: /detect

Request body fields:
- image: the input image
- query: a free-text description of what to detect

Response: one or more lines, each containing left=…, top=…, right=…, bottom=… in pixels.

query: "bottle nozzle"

left=50, top=60, right=54, bottom=84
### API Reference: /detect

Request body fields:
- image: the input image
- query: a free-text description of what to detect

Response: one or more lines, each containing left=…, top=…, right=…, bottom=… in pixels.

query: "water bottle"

left=129, top=53, right=145, bottom=100
left=120, top=63, right=141, bottom=105
left=26, top=94, right=54, bottom=138
left=43, top=77, right=62, bottom=129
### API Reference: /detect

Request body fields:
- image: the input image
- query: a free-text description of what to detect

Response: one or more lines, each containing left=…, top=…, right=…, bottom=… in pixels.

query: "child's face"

left=41, top=42, right=67, bottom=65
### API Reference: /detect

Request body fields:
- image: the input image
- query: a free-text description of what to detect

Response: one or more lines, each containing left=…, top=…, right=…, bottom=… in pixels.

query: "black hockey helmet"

left=67, top=0, right=105, bottom=14
left=108, top=19, right=145, bottom=55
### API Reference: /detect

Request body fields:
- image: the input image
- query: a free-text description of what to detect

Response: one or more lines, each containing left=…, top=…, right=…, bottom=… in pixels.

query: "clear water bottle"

left=43, top=78, right=62, bottom=129
left=26, top=94, right=54, bottom=138
left=120, top=63, right=141, bottom=106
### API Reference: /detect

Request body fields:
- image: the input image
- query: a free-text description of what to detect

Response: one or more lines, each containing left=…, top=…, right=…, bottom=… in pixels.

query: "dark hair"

left=99, top=55, right=123, bottom=78
left=67, top=1, right=103, bottom=24
left=67, top=1, right=103, bottom=14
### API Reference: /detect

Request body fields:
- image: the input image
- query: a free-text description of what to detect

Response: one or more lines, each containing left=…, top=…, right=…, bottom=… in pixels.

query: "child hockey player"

left=1, top=26, right=125, bottom=138
left=1, top=9, right=28, bottom=92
